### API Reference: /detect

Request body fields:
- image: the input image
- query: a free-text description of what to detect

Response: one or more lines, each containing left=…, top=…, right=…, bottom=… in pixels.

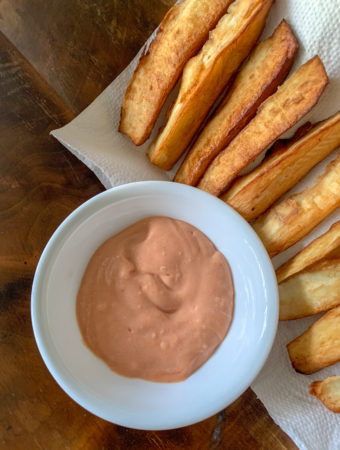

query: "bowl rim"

left=31, top=180, right=278, bottom=430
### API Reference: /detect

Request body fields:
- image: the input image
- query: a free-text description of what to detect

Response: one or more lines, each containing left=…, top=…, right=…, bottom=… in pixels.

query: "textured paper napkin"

left=52, top=0, right=340, bottom=448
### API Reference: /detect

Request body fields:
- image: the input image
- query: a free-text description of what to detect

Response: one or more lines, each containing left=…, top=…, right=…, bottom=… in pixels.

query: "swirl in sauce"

left=77, top=216, right=234, bottom=382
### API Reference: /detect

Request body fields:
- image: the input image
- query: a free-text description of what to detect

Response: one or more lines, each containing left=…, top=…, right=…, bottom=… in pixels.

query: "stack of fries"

left=119, top=0, right=340, bottom=413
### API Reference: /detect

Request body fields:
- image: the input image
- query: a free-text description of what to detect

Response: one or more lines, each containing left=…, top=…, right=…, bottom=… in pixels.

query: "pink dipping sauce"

left=77, top=216, right=234, bottom=382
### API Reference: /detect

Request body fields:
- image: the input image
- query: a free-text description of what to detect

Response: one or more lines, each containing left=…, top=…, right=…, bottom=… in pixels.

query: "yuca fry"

left=148, top=0, right=273, bottom=170
left=252, top=152, right=340, bottom=257
left=287, top=305, right=340, bottom=374
left=198, top=56, right=328, bottom=196
left=310, top=376, right=340, bottom=413
left=119, top=0, right=233, bottom=145
left=276, top=221, right=340, bottom=283
left=279, top=258, right=340, bottom=320
left=222, top=111, right=340, bottom=221
left=174, top=20, right=298, bottom=186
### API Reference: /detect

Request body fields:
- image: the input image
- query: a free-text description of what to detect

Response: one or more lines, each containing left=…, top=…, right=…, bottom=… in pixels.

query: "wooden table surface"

left=0, top=1, right=298, bottom=448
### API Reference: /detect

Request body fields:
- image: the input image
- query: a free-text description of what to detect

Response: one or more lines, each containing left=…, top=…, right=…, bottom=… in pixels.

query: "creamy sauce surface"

left=77, top=216, right=234, bottom=382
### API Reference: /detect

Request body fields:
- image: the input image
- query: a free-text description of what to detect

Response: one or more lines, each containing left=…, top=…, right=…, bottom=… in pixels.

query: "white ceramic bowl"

left=31, top=181, right=278, bottom=430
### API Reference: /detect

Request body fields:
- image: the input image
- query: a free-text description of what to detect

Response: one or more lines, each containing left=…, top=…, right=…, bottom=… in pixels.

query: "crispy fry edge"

left=223, top=111, right=340, bottom=221
left=174, top=20, right=298, bottom=186
left=310, top=376, right=340, bottom=413
left=147, top=0, right=274, bottom=170
left=276, top=220, right=340, bottom=284
left=119, top=0, right=233, bottom=145
left=287, top=305, right=340, bottom=374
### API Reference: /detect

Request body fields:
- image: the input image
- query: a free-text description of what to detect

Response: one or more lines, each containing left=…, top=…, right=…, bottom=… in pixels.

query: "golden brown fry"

left=198, top=56, right=328, bottom=196
left=287, top=305, right=340, bottom=374
left=223, top=111, right=340, bottom=221
left=276, top=221, right=340, bottom=283
left=174, top=20, right=298, bottom=186
left=148, top=0, right=273, bottom=170
left=279, top=258, right=340, bottom=320
left=119, top=0, right=233, bottom=145
left=310, top=376, right=340, bottom=413
left=252, top=153, right=340, bottom=257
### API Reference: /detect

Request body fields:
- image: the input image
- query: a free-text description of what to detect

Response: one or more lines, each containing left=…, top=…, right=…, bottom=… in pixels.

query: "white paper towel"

left=52, top=0, right=340, bottom=448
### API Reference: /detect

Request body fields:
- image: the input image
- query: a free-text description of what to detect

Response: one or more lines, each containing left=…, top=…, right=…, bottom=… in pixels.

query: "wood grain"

left=0, top=0, right=298, bottom=447
left=0, top=0, right=175, bottom=115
